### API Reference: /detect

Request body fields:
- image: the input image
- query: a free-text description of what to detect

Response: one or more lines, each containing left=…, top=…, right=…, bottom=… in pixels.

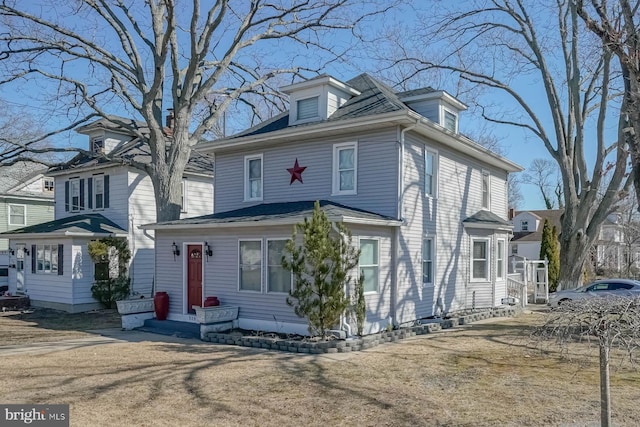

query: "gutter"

left=331, top=221, right=352, bottom=338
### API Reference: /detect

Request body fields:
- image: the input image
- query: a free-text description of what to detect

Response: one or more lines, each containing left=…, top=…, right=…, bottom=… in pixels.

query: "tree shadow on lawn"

left=1, top=307, right=122, bottom=331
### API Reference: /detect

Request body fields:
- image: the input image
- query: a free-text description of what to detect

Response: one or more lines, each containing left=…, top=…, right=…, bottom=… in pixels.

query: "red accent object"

left=204, top=296, right=220, bottom=307
left=287, top=158, right=307, bottom=184
left=154, top=292, right=169, bottom=320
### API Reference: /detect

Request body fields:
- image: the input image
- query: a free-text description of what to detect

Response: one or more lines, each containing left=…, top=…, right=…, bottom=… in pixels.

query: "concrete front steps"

left=136, top=318, right=200, bottom=340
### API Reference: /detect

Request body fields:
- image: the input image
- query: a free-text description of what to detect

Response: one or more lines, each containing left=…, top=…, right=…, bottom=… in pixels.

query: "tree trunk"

left=599, top=338, right=611, bottom=427
left=557, top=230, right=590, bottom=290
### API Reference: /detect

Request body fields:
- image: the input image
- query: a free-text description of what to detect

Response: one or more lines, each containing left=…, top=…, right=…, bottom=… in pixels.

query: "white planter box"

left=193, top=305, right=239, bottom=324
left=116, top=299, right=155, bottom=315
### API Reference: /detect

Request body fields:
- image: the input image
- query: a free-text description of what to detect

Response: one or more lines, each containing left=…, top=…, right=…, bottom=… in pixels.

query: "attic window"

left=297, top=97, right=319, bottom=121
left=444, top=110, right=457, bottom=132
left=92, top=138, right=104, bottom=153
left=43, top=179, right=54, bottom=192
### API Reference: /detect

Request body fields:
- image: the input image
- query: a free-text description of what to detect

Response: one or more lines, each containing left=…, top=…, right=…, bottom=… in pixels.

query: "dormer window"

left=521, top=220, right=529, bottom=231
left=297, top=97, right=319, bottom=121
left=43, top=178, right=54, bottom=192
left=444, top=109, right=457, bottom=132
left=92, top=138, right=104, bottom=153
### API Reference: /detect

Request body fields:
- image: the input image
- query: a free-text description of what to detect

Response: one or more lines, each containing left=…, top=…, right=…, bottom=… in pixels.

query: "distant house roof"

left=462, top=210, right=512, bottom=230
left=50, top=115, right=214, bottom=176
left=142, top=200, right=401, bottom=230
left=0, top=214, right=127, bottom=238
left=511, top=209, right=563, bottom=243
left=0, top=162, right=54, bottom=200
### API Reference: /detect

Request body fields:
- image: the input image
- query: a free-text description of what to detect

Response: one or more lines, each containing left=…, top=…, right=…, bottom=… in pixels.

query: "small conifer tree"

left=282, top=201, right=361, bottom=340
left=540, top=219, right=561, bottom=291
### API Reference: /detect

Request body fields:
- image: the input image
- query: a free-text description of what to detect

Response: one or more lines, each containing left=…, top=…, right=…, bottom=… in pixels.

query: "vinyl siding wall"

left=213, top=129, right=399, bottom=217
left=0, top=198, right=54, bottom=250
left=155, top=224, right=394, bottom=334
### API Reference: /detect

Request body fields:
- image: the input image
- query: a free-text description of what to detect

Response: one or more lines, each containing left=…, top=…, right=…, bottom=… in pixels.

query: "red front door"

left=187, top=245, right=203, bottom=314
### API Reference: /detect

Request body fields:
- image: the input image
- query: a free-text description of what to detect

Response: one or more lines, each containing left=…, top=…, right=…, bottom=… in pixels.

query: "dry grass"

left=1, top=310, right=639, bottom=426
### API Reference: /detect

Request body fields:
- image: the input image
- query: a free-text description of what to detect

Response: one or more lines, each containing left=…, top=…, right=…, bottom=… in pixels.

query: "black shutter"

left=65, top=181, right=69, bottom=212
left=88, top=177, right=93, bottom=209
left=31, top=245, right=36, bottom=273
left=79, top=178, right=85, bottom=210
left=57, top=244, right=64, bottom=275
left=104, top=175, right=110, bottom=208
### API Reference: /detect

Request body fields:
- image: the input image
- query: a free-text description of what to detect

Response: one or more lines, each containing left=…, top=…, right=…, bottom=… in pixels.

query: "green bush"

left=91, top=277, right=131, bottom=309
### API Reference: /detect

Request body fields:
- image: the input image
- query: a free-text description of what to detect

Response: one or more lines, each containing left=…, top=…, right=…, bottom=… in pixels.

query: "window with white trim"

left=93, top=175, right=105, bottom=210
left=444, top=109, right=457, bottom=132
left=180, top=180, right=187, bottom=213
left=297, top=96, right=319, bottom=121
left=244, top=154, right=263, bottom=201
left=8, top=204, right=26, bottom=226
left=497, top=239, right=505, bottom=279
left=239, top=240, right=262, bottom=291
left=423, top=238, right=434, bottom=286
left=471, top=239, right=489, bottom=281
left=482, top=170, right=490, bottom=209
left=36, top=244, right=58, bottom=274
left=92, top=138, right=104, bottom=153
left=359, top=239, right=379, bottom=292
left=267, top=239, right=291, bottom=293
left=425, top=149, right=437, bottom=197
left=521, top=220, right=529, bottom=231
left=43, top=178, right=54, bottom=192
left=70, top=179, right=80, bottom=212
left=511, top=244, right=518, bottom=255
left=333, top=142, right=357, bottom=195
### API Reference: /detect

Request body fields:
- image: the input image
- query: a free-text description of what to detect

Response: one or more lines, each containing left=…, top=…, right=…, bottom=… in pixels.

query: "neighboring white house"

left=1, top=117, right=214, bottom=312
left=142, top=73, right=523, bottom=335
left=509, top=210, right=563, bottom=264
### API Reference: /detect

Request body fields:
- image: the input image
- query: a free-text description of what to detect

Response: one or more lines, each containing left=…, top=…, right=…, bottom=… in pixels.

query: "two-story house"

left=1, top=117, right=214, bottom=312
left=142, top=73, right=522, bottom=335
left=509, top=209, right=563, bottom=263
left=0, top=163, right=55, bottom=289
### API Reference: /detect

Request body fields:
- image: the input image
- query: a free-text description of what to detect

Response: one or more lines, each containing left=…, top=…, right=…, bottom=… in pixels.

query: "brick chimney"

left=508, top=208, right=515, bottom=220
left=166, top=108, right=174, bottom=129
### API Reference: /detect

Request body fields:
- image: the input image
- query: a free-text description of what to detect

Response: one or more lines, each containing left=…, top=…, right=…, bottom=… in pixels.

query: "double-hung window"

left=70, top=179, right=81, bottom=212
left=482, top=170, right=491, bottom=209
left=521, top=220, right=529, bottom=231
left=239, top=240, right=262, bottom=291
left=497, top=239, right=505, bottom=280
left=471, top=239, right=489, bottom=281
left=333, top=142, right=357, bottom=195
left=8, top=204, right=26, bottom=226
left=267, top=240, right=291, bottom=293
left=423, top=238, right=434, bottom=286
left=425, top=149, right=437, bottom=197
left=359, top=239, right=379, bottom=293
left=93, top=175, right=105, bottom=209
left=245, top=154, right=263, bottom=201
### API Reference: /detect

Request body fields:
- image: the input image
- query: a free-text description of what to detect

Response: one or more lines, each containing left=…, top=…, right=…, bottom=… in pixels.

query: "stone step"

left=136, top=318, right=200, bottom=339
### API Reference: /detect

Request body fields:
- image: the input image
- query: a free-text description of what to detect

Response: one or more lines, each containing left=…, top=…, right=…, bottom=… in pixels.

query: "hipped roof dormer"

left=281, top=75, right=361, bottom=126
left=398, top=89, right=468, bottom=134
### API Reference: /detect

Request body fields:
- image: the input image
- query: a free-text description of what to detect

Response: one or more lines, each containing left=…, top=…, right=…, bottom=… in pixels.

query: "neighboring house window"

left=444, top=109, right=457, bottom=132
left=181, top=180, right=187, bottom=213
left=43, top=178, right=54, bottom=192
left=239, top=240, right=262, bottom=292
left=425, top=149, right=438, bottom=197
left=482, top=170, right=490, bottom=209
left=521, top=220, right=529, bottom=231
left=35, top=244, right=58, bottom=274
left=8, top=204, right=26, bottom=226
left=92, top=138, right=104, bottom=153
left=359, top=239, right=379, bottom=292
left=423, top=238, right=434, bottom=286
left=471, top=239, right=489, bottom=281
left=267, top=239, right=291, bottom=293
left=297, top=96, right=319, bottom=121
left=497, top=239, right=505, bottom=280
left=70, top=179, right=80, bottom=211
left=245, top=154, right=263, bottom=201
left=512, top=244, right=518, bottom=255
left=333, top=142, right=357, bottom=195
left=93, top=175, right=104, bottom=209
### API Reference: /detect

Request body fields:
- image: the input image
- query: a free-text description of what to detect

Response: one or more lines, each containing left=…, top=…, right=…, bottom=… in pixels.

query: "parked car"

left=548, top=278, right=640, bottom=307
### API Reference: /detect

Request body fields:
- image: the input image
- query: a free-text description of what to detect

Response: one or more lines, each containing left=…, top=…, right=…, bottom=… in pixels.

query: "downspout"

left=332, top=221, right=352, bottom=338
left=393, top=120, right=419, bottom=327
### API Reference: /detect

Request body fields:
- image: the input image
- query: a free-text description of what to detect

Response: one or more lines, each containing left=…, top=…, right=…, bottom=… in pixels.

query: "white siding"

left=71, top=241, right=100, bottom=304
left=16, top=238, right=73, bottom=304
left=214, top=129, right=399, bottom=217
left=182, top=175, right=214, bottom=218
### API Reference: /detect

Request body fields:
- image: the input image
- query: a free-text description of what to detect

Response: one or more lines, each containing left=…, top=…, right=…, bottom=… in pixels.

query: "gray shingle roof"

left=511, top=209, right=563, bottom=242
left=0, top=213, right=127, bottom=236
left=148, top=200, right=399, bottom=228
left=0, top=162, right=50, bottom=195
left=463, top=210, right=512, bottom=227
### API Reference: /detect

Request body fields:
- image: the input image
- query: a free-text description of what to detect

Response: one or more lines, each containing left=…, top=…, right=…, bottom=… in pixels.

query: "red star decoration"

left=287, top=158, right=307, bottom=185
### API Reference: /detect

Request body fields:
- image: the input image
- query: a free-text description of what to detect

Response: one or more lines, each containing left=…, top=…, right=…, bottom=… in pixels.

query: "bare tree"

left=522, top=158, right=564, bottom=209
left=375, top=1, right=632, bottom=289
left=575, top=0, right=640, bottom=214
left=0, top=1, right=389, bottom=222
left=535, top=297, right=640, bottom=426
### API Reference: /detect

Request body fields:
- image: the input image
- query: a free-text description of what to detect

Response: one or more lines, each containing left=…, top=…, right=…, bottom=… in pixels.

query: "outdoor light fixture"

left=23, top=248, right=29, bottom=256
left=8, top=247, right=14, bottom=256
left=172, top=242, right=180, bottom=258
left=204, top=242, right=213, bottom=258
